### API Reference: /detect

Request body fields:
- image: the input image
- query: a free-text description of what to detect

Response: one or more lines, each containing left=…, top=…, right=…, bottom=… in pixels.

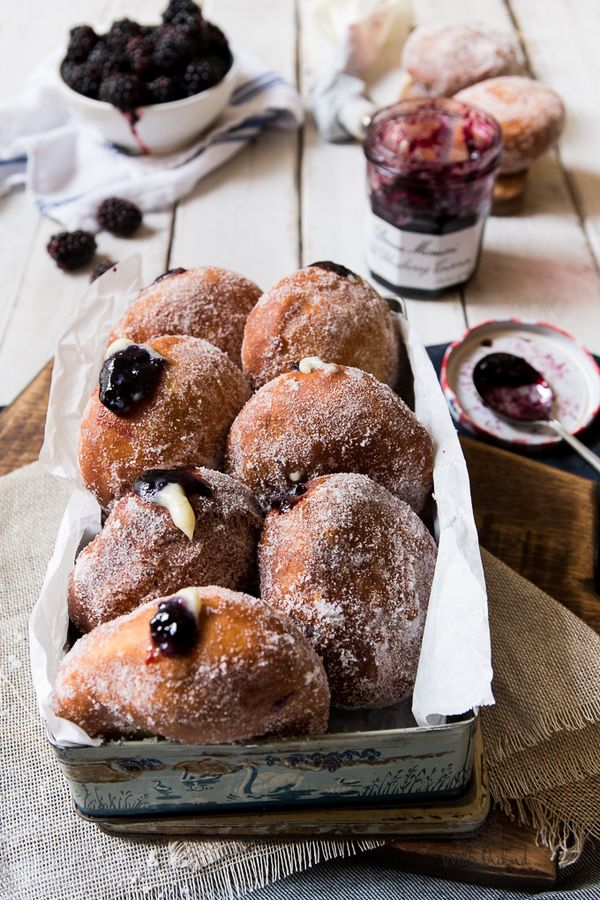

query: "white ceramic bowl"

left=57, top=55, right=237, bottom=155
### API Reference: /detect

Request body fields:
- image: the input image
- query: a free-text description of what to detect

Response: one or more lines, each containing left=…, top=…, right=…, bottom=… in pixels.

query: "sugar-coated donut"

left=402, top=22, right=521, bottom=97
left=79, top=335, right=251, bottom=510
left=241, top=262, right=401, bottom=390
left=259, top=474, right=437, bottom=708
left=108, top=267, right=262, bottom=364
left=225, top=361, right=433, bottom=514
left=456, top=76, right=565, bottom=174
left=53, top=586, right=330, bottom=743
left=69, top=467, right=263, bottom=633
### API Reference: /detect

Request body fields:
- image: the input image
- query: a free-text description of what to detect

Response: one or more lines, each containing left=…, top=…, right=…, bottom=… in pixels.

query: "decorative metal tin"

left=49, top=712, right=476, bottom=825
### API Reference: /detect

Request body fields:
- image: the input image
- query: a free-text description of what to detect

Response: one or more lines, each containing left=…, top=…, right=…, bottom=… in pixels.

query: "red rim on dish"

left=440, top=318, right=600, bottom=448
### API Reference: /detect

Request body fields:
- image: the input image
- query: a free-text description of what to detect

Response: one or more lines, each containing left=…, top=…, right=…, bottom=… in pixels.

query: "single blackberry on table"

left=99, top=72, right=144, bottom=110
left=97, top=197, right=142, bottom=236
left=66, top=25, right=98, bottom=62
left=90, top=259, right=117, bottom=283
left=153, top=24, right=196, bottom=71
left=106, top=17, right=142, bottom=52
left=60, top=60, right=102, bottom=98
left=147, top=74, right=181, bottom=104
left=47, top=231, right=97, bottom=271
left=183, top=55, right=229, bottom=96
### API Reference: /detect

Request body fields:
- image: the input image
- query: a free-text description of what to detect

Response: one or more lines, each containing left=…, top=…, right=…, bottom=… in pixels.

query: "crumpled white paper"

left=29, top=257, right=493, bottom=744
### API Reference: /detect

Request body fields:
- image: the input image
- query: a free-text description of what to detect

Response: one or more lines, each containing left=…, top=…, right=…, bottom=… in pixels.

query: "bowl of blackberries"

left=58, top=0, right=235, bottom=155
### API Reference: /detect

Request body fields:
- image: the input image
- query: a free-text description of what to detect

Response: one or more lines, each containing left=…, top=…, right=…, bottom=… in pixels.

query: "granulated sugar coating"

left=225, top=364, right=433, bottom=514
left=109, top=267, right=262, bottom=364
left=53, top=587, right=330, bottom=743
left=259, top=474, right=437, bottom=708
left=79, top=335, right=251, bottom=510
left=241, top=264, right=401, bottom=389
left=68, top=467, right=263, bottom=632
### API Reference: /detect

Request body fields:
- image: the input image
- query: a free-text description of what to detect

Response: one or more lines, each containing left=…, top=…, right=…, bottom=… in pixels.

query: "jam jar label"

left=366, top=210, right=485, bottom=291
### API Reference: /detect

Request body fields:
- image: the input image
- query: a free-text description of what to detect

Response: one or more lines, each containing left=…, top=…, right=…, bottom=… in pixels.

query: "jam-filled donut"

left=69, top=467, right=263, bottom=633
left=79, top=335, right=251, bottom=510
left=225, top=359, right=433, bottom=514
left=259, top=474, right=437, bottom=708
left=53, top=586, right=330, bottom=743
left=108, top=267, right=262, bottom=365
left=241, top=262, right=401, bottom=390
left=456, top=76, right=565, bottom=175
left=402, top=22, right=521, bottom=97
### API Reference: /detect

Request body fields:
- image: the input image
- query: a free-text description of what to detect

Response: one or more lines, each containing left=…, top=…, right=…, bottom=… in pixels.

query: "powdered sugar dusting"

left=79, top=335, right=251, bottom=509
left=403, top=22, right=521, bottom=96
left=110, top=267, right=262, bottom=364
left=53, top=587, right=330, bottom=743
left=259, top=474, right=437, bottom=708
left=226, top=364, right=433, bottom=513
left=69, top=468, right=263, bottom=631
left=241, top=265, right=401, bottom=389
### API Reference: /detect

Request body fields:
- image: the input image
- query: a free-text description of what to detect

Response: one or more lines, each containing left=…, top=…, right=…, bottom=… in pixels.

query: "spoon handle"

left=549, top=419, right=600, bottom=475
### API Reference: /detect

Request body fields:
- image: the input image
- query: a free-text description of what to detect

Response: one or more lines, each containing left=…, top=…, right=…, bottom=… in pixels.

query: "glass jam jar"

left=364, top=99, right=503, bottom=298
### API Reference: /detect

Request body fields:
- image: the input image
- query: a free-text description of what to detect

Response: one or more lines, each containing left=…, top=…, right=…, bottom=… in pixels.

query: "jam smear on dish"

left=271, top=483, right=308, bottom=513
left=309, top=261, right=358, bottom=279
left=149, top=596, right=199, bottom=658
left=133, top=467, right=213, bottom=502
left=99, top=344, right=165, bottom=415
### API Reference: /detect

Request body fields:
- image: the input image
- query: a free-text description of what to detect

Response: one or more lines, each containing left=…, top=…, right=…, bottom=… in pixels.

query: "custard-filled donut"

left=402, top=22, right=521, bottom=97
left=79, top=335, right=250, bottom=509
left=241, top=262, right=401, bottom=389
left=226, top=360, right=433, bottom=514
left=69, top=467, right=263, bottom=633
left=109, top=267, right=262, bottom=364
left=259, top=474, right=437, bottom=708
left=456, top=76, right=565, bottom=174
left=53, top=586, right=330, bottom=743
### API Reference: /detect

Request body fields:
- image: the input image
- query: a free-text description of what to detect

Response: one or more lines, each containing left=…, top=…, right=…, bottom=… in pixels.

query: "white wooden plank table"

left=1, top=0, right=600, bottom=407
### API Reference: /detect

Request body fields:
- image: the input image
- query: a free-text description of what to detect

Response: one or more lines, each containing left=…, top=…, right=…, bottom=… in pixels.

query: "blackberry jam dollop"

left=99, top=343, right=165, bottom=414
left=309, top=261, right=359, bottom=281
left=271, top=483, right=308, bottom=513
left=133, top=467, right=212, bottom=502
left=150, top=596, right=199, bottom=657
left=364, top=99, right=502, bottom=299
left=473, top=352, right=553, bottom=422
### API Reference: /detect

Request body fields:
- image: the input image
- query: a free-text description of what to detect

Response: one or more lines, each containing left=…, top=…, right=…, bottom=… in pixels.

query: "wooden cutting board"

left=2, top=361, right=599, bottom=890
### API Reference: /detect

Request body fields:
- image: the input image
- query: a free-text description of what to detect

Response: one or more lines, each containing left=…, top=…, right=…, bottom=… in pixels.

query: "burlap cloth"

left=1, top=462, right=599, bottom=899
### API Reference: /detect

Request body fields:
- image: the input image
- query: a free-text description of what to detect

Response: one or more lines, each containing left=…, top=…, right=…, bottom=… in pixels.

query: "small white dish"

left=441, top=319, right=600, bottom=448
left=57, top=55, right=237, bottom=155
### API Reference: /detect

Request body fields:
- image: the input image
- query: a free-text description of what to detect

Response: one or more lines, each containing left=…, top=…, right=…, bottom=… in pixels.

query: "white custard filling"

left=298, top=356, right=338, bottom=375
left=105, top=337, right=165, bottom=361
left=175, top=586, right=203, bottom=619
left=152, top=482, right=196, bottom=540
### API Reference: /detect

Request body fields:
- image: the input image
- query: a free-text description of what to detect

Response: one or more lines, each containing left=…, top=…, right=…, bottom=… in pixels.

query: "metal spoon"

left=473, top=352, right=600, bottom=475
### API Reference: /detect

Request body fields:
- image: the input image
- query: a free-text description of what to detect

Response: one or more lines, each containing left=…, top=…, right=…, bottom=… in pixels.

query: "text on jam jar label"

left=366, top=211, right=485, bottom=291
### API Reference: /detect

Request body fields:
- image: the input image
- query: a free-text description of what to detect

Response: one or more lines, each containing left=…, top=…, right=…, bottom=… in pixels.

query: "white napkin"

left=309, top=0, right=412, bottom=142
left=0, top=45, right=303, bottom=232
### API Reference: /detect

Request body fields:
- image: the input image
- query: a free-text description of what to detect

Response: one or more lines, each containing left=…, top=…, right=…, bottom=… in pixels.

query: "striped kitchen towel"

left=0, top=44, right=303, bottom=232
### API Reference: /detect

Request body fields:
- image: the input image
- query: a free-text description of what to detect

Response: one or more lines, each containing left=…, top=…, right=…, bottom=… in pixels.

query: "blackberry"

left=183, top=55, right=228, bottom=96
left=47, top=231, right=97, bottom=271
left=88, top=41, right=127, bottom=77
left=66, top=25, right=98, bottom=62
left=89, top=259, right=117, bottom=283
left=125, top=35, right=155, bottom=76
left=147, top=75, right=181, bottom=104
left=97, top=197, right=142, bottom=236
left=162, top=0, right=202, bottom=24
left=106, top=17, right=142, bottom=51
left=60, top=60, right=101, bottom=99
left=153, top=25, right=196, bottom=71
left=199, top=21, right=230, bottom=58
left=99, top=72, right=144, bottom=110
